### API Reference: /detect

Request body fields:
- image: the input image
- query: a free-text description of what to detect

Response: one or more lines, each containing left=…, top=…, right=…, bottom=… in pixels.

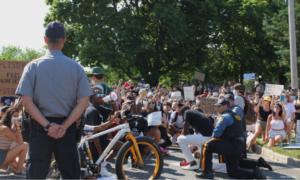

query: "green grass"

left=254, top=134, right=300, bottom=159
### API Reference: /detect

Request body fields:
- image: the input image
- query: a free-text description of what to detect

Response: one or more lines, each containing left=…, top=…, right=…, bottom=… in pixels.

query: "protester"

left=169, top=103, right=184, bottom=144
left=266, top=103, right=286, bottom=147
left=137, top=78, right=146, bottom=88
left=233, top=83, right=245, bottom=110
left=177, top=106, right=213, bottom=170
left=0, top=108, right=28, bottom=177
left=282, top=93, right=296, bottom=144
left=0, top=106, right=10, bottom=120
left=248, top=96, right=273, bottom=149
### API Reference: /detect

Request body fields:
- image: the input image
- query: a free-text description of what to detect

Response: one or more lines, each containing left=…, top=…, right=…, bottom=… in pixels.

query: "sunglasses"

left=149, top=102, right=155, bottom=104
left=96, top=94, right=105, bottom=97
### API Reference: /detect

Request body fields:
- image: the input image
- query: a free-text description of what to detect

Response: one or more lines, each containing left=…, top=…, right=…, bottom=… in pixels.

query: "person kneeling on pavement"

left=196, top=99, right=266, bottom=179
left=177, top=106, right=214, bottom=170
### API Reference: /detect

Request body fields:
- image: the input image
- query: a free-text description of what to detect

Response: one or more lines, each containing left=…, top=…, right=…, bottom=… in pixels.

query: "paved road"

left=0, top=147, right=299, bottom=179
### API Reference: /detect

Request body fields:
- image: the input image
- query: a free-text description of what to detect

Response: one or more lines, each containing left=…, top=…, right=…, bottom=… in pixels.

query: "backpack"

left=173, top=112, right=179, bottom=123
left=239, top=95, right=257, bottom=125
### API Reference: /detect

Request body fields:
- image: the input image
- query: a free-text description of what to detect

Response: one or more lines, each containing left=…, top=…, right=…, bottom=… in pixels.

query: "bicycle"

left=51, top=113, right=164, bottom=179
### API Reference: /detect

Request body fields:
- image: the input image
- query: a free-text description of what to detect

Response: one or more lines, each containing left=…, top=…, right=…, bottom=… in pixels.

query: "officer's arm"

left=61, top=97, right=89, bottom=129
left=22, top=95, right=50, bottom=128
left=212, top=116, right=232, bottom=138
left=181, top=121, right=190, bottom=136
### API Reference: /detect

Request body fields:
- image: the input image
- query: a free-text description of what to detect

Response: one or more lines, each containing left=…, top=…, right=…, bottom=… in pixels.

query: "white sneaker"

left=182, top=164, right=199, bottom=171
left=248, top=147, right=253, bottom=152
left=279, top=143, right=283, bottom=147
left=100, top=166, right=112, bottom=177
left=287, top=140, right=292, bottom=144
left=172, top=136, right=177, bottom=144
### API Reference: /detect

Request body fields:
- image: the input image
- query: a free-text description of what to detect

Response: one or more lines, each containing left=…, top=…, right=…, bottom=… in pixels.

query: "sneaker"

left=180, top=160, right=189, bottom=166
left=160, top=147, right=169, bottom=154
left=287, top=140, right=292, bottom=144
left=279, top=142, right=283, bottom=147
left=100, top=166, right=112, bottom=177
left=248, top=147, right=253, bottom=152
left=172, top=136, right=177, bottom=144
left=182, top=164, right=199, bottom=171
left=14, top=170, right=26, bottom=178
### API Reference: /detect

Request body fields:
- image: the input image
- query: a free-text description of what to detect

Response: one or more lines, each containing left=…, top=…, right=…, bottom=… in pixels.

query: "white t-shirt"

left=138, top=83, right=146, bottom=88
left=234, top=96, right=245, bottom=110
left=171, top=111, right=184, bottom=129
left=284, top=102, right=296, bottom=120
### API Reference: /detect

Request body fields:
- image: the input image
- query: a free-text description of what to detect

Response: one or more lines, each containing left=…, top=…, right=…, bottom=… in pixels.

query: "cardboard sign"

left=160, top=88, right=168, bottom=95
left=244, top=73, right=255, bottom=80
left=296, top=120, right=300, bottom=143
left=184, top=87, right=194, bottom=100
left=171, top=91, right=182, bottom=100
left=0, top=60, right=29, bottom=96
left=265, top=84, right=284, bottom=96
left=147, top=111, right=162, bottom=126
left=200, top=98, right=218, bottom=115
left=194, top=71, right=205, bottom=81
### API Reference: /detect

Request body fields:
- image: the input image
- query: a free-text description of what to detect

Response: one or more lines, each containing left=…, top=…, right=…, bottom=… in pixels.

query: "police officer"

left=16, top=21, right=93, bottom=179
left=196, top=99, right=265, bottom=179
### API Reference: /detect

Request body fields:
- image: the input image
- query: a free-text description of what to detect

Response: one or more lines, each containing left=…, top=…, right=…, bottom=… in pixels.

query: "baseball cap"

left=214, top=99, right=230, bottom=107
left=224, top=94, right=234, bottom=101
left=173, top=85, right=177, bottom=88
left=45, top=21, right=65, bottom=39
left=141, top=78, right=145, bottom=81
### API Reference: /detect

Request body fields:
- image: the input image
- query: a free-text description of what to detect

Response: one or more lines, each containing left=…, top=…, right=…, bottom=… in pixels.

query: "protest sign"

left=147, top=112, right=162, bottom=126
left=171, top=91, right=182, bottom=100
left=194, top=71, right=205, bottom=81
left=160, top=88, right=168, bottom=95
left=244, top=73, right=255, bottom=80
left=265, top=84, right=284, bottom=96
left=184, top=87, right=194, bottom=100
left=200, top=98, right=218, bottom=115
left=0, top=60, right=29, bottom=96
left=296, top=120, right=300, bottom=143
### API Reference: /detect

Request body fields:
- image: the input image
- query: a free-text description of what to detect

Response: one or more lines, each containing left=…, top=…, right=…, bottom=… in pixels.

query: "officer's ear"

left=62, top=37, right=66, bottom=44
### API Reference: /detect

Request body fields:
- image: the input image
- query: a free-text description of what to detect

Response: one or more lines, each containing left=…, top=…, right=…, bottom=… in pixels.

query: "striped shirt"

left=0, top=135, right=13, bottom=151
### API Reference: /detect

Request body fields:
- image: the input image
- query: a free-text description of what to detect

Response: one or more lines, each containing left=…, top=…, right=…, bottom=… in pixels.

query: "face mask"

left=233, top=90, right=237, bottom=97
left=208, top=88, right=211, bottom=91
left=91, top=80, right=95, bottom=85
left=157, top=106, right=161, bottom=110
left=126, top=104, right=131, bottom=110
left=146, top=87, right=150, bottom=90
left=213, top=93, right=218, bottom=96
left=173, top=88, right=176, bottom=91
left=11, top=117, right=15, bottom=124
left=196, top=100, right=200, bottom=104
left=143, top=100, right=147, bottom=106
left=130, top=86, right=134, bottom=90
left=284, top=98, right=287, bottom=103
left=113, top=89, right=117, bottom=92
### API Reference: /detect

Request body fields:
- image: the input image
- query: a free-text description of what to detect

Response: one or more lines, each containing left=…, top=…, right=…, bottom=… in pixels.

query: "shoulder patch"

left=218, top=117, right=224, bottom=124
left=232, top=108, right=237, bottom=112
left=234, top=115, right=242, bottom=121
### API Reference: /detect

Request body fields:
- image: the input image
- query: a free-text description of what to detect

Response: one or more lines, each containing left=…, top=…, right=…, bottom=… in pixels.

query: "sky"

left=0, top=0, right=50, bottom=51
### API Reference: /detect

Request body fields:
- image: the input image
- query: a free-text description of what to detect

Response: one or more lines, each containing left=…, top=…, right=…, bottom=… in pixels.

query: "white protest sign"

left=184, top=87, right=194, bottom=100
left=296, top=120, right=300, bottom=143
left=171, top=91, right=182, bottom=100
left=147, top=112, right=162, bottom=126
left=265, top=84, right=284, bottom=96
left=244, top=73, right=255, bottom=80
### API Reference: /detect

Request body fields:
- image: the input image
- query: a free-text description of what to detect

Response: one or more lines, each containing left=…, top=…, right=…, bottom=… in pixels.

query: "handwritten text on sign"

left=171, top=91, right=182, bottom=100
left=147, top=112, right=162, bottom=126
left=200, top=98, right=218, bottom=115
left=265, top=84, right=284, bottom=96
left=0, top=60, right=29, bottom=96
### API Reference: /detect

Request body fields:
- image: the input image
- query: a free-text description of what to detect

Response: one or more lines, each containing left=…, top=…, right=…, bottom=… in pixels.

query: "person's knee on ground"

left=268, top=138, right=275, bottom=148
left=275, top=135, right=283, bottom=143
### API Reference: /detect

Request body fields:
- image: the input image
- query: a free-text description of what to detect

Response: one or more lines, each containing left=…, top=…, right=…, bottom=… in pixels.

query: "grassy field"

left=254, top=134, right=300, bottom=159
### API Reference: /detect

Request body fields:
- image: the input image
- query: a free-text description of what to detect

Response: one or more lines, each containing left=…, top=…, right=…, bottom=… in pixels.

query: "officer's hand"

left=48, top=123, right=66, bottom=139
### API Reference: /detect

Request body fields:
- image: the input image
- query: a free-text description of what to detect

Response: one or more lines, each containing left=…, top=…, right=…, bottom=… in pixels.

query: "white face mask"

left=143, top=100, right=148, bottom=107
left=91, top=80, right=95, bottom=85
left=126, top=104, right=130, bottom=110
left=196, top=100, right=200, bottom=104
left=173, top=88, right=176, bottom=91
left=157, top=106, right=161, bottom=110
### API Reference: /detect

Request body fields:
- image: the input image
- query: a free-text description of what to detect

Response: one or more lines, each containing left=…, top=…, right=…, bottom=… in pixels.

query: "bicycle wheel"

left=115, top=136, right=163, bottom=180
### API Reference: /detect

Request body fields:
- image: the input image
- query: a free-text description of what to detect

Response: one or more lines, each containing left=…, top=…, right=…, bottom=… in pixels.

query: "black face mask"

left=130, top=86, right=134, bottom=90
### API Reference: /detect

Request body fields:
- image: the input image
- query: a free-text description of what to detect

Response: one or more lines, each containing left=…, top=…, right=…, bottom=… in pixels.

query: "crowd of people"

left=0, top=21, right=299, bottom=179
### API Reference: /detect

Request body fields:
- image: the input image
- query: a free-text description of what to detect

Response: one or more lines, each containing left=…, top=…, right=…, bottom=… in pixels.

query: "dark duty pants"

left=26, top=117, right=80, bottom=179
left=201, top=138, right=251, bottom=179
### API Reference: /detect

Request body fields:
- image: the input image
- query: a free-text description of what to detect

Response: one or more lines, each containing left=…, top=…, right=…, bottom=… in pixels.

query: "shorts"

left=0, top=149, right=8, bottom=167
left=256, top=120, right=267, bottom=131
left=269, top=129, right=286, bottom=139
left=174, top=125, right=183, bottom=130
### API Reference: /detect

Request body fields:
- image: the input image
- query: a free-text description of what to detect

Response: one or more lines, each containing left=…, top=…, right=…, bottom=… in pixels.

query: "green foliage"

left=0, top=46, right=45, bottom=61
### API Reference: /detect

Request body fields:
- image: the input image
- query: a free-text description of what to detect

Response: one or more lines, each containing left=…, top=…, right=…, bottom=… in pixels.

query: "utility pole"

left=288, top=0, right=298, bottom=89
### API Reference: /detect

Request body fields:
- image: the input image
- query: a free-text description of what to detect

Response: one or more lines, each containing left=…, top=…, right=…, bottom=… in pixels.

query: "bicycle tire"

left=115, top=136, right=163, bottom=180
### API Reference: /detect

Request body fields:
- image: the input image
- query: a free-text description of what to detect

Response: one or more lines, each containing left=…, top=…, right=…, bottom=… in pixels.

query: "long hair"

left=145, top=98, right=158, bottom=115
left=0, top=107, right=19, bottom=129
left=272, top=103, right=283, bottom=117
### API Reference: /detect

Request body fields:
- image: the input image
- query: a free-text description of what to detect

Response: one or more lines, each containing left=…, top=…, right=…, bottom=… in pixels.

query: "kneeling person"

left=177, top=106, right=214, bottom=170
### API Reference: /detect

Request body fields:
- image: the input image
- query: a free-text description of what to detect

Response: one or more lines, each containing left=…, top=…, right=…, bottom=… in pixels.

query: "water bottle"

left=6, top=164, right=13, bottom=174
left=127, top=156, right=132, bottom=169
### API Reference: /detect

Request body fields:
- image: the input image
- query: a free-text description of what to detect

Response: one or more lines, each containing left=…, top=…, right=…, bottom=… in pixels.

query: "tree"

left=0, top=46, right=45, bottom=61
left=45, top=0, right=218, bottom=86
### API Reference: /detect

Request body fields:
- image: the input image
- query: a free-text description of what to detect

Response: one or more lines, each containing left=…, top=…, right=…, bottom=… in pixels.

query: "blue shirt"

left=212, top=109, right=244, bottom=141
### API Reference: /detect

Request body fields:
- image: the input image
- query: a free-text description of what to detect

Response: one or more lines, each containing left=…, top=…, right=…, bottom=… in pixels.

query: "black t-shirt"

left=1, top=96, right=15, bottom=106
left=184, top=110, right=214, bottom=137
left=130, top=118, right=148, bottom=137
left=258, top=106, right=272, bottom=122
left=84, top=104, right=112, bottom=154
